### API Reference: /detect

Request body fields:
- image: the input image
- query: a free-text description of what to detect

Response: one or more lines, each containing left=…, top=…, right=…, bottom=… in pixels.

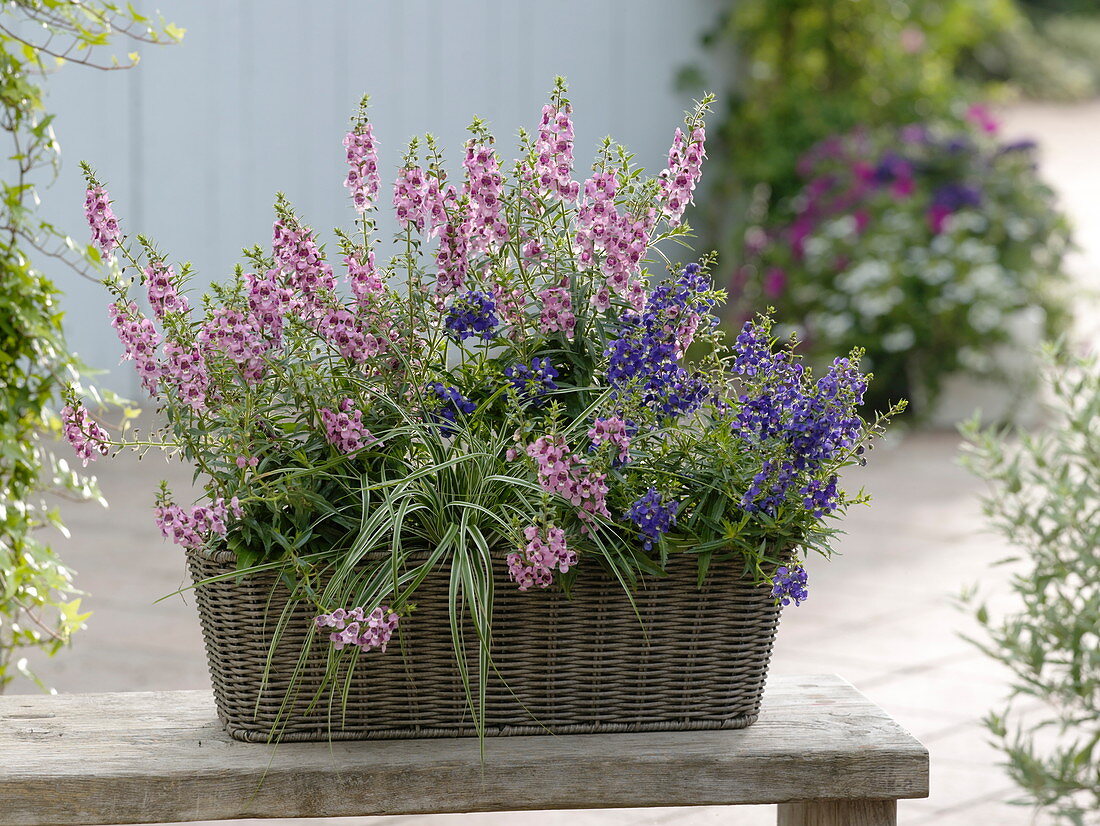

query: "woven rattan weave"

left=188, top=547, right=784, bottom=742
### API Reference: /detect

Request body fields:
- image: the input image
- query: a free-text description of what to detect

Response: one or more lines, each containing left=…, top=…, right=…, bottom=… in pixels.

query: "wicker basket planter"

left=188, top=546, right=786, bottom=742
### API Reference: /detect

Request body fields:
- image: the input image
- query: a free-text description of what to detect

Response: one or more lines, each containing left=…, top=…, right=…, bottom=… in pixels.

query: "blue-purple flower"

left=731, top=320, right=867, bottom=515
left=504, top=357, right=558, bottom=406
left=625, top=488, right=681, bottom=551
left=605, top=263, right=713, bottom=418
left=425, top=382, right=477, bottom=434
left=771, top=565, right=808, bottom=607
left=445, top=290, right=498, bottom=341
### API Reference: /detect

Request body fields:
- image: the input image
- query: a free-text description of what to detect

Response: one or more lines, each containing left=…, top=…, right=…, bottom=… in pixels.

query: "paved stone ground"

left=14, top=100, right=1097, bottom=825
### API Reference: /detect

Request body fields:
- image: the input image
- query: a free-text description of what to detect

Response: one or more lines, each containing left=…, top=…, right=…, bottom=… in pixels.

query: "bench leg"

left=777, top=799, right=897, bottom=825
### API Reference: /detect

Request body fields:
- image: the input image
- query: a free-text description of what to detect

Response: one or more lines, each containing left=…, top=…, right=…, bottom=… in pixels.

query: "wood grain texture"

left=778, top=799, right=898, bottom=825
left=0, top=674, right=927, bottom=826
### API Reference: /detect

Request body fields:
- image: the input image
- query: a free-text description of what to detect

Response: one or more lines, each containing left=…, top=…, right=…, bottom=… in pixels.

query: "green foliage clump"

left=0, top=1, right=180, bottom=691
left=961, top=344, right=1100, bottom=824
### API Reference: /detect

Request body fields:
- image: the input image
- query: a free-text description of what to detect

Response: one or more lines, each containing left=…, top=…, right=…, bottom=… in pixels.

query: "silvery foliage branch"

left=961, top=343, right=1100, bottom=824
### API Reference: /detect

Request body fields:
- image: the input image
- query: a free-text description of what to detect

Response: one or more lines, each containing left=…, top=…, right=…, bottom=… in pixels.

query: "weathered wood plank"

left=0, top=674, right=927, bottom=826
left=778, top=799, right=898, bottom=825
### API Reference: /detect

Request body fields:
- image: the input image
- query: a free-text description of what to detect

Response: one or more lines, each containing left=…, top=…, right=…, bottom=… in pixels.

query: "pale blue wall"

left=39, top=0, right=722, bottom=392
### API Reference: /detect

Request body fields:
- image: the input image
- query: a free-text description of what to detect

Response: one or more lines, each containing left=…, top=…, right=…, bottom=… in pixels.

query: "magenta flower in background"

left=762, top=266, right=786, bottom=299
left=965, top=103, right=999, bottom=135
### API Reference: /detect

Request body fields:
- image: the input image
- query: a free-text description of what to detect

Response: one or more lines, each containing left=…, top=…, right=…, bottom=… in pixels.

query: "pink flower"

left=198, top=306, right=271, bottom=385
left=659, top=125, right=706, bottom=226
left=462, top=141, right=509, bottom=253
left=272, top=217, right=336, bottom=318
left=314, top=605, right=399, bottom=653
left=344, top=120, right=380, bottom=213
left=525, top=435, right=611, bottom=527
left=108, top=300, right=161, bottom=395
left=154, top=496, right=237, bottom=550
left=533, top=103, right=579, bottom=201
left=762, top=267, right=787, bottom=299
left=145, top=261, right=190, bottom=319
left=346, top=251, right=383, bottom=307
left=537, top=284, right=576, bottom=340
left=84, top=186, right=120, bottom=260
left=507, top=525, right=576, bottom=591
left=61, top=403, right=110, bottom=466
left=435, top=209, right=469, bottom=296
left=162, top=342, right=209, bottom=412
left=574, top=171, right=650, bottom=305
left=320, top=399, right=376, bottom=454
left=246, top=269, right=292, bottom=346
left=588, top=416, right=631, bottom=464
left=316, top=308, right=382, bottom=364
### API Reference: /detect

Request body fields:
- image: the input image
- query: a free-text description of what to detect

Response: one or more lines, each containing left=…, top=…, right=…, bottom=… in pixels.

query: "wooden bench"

left=0, top=674, right=928, bottom=826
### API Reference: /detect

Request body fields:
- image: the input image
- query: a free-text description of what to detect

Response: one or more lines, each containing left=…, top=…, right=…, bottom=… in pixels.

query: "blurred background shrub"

left=686, top=0, right=1091, bottom=419
left=737, top=114, right=1071, bottom=415
left=961, top=1, right=1100, bottom=102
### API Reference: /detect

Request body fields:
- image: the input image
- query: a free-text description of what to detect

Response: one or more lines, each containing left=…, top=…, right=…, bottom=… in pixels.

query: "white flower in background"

left=958, top=346, right=992, bottom=372
left=809, top=311, right=856, bottom=343
left=957, top=238, right=996, bottom=264
left=792, top=284, right=820, bottom=305
left=837, top=259, right=890, bottom=293
left=1008, top=305, right=1046, bottom=345
left=869, top=232, right=903, bottom=256
left=965, top=263, right=1004, bottom=293
left=1006, top=217, right=1032, bottom=241
left=853, top=287, right=902, bottom=320
left=968, top=303, right=1003, bottom=333
left=942, top=281, right=976, bottom=305
left=922, top=259, right=955, bottom=285
left=931, top=233, right=954, bottom=255
left=803, top=235, right=830, bottom=263
left=884, top=211, right=913, bottom=233
left=882, top=327, right=916, bottom=352
left=825, top=214, right=858, bottom=239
